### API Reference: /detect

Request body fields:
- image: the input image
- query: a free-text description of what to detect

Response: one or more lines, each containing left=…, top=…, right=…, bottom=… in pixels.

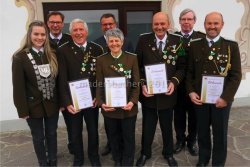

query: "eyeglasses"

left=180, top=18, right=194, bottom=22
left=101, top=23, right=115, bottom=27
left=48, top=21, right=62, bottom=25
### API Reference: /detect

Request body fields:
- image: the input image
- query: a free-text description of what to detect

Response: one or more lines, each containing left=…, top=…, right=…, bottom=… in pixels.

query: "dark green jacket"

left=136, top=32, right=186, bottom=110
left=185, top=37, right=242, bottom=103
left=96, top=52, right=140, bottom=119
left=12, top=50, right=59, bottom=118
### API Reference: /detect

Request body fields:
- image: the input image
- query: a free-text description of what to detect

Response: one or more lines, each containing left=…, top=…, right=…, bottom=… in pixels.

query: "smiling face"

left=71, top=22, right=88, bottom=45
left=107, top=36, right=123, bottom=56
left=204, top=12, right=224, bottom=40
left=179, top=11, right=196, bottom=34
left=31, top=26, right=46, bottom=51
left=47, top=15, right=64, bottom=37
left=100, top=17, right=117, bottom=35
left=152, top=12, right=170, bottom=40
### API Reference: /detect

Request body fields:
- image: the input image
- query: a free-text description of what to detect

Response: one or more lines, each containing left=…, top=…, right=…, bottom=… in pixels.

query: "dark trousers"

left=104, top=120, right=123, bottom=149
left=71, top=107, right=99, bottom=165
left=62, top=109, right=73, bottom=151
left=141, top=105, right=174, bottom=158
left=174, top=93, right=197, bottom=144
left=104, top=115, right=137, bottom=166
left=194, top=103, right=231, bottom=166
left=27, top=112, right=59, bottom=165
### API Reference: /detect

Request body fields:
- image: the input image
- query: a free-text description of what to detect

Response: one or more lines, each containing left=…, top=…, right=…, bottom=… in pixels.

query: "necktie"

left=38, top=51, right=43, bottom=56
left=210, top=40, right=214, bottom=47
left=158, top=41, right=163, bottom=56
left=183, top=34, right=189, bottom=38
left=53, top=38, right=59, bottom=45
left=80, top=46, right=85, bottom=53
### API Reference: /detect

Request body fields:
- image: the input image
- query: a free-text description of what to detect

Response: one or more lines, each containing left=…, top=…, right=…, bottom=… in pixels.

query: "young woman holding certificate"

left=12, top=20, right=59, bottom=166
left=96, top=28, right=140, bottom=166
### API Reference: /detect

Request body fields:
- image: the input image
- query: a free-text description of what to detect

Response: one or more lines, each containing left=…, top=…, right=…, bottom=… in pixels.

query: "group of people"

left=12, top=8, right=241, bottom=167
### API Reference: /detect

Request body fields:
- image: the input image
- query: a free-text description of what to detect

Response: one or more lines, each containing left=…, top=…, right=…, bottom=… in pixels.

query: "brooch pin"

left=124, top=70, right=131, bottom=79
left=208, top=51, right=215, bottom=60
left=163, top=51, right=167, bottom=59
left=81, top=63, right=87, bottom=71
left=118, top=63, right=123, bottom=72
left=220, top=66, right=225, bottom=73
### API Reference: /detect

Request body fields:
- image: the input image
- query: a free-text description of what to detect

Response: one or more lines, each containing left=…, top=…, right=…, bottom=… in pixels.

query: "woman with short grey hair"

left=96, top=28, right=140, bottom=166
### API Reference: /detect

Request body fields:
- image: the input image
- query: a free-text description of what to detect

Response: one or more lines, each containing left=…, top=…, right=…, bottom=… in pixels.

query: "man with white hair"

left=57, top=18, right=104, bottom=167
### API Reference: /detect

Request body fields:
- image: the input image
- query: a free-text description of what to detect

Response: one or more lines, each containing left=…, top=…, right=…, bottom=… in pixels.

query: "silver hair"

left=69, top=18, right=88, bottom=33
left=106, top=28, right=124, bottom=42
left=179, top=8, right=197, bottom=21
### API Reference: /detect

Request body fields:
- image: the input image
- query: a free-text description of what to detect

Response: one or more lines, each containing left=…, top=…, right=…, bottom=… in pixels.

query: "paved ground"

left=1, top=106, right=250, bottom=167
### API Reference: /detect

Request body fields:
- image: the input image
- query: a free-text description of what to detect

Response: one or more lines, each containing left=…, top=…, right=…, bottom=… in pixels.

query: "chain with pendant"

left=27, top=52, right=55, bottom=100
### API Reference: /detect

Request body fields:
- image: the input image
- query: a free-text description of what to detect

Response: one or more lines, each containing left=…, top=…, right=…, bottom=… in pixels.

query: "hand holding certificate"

left=144, top=63, right=168, bottom=94
left=68, top=78, right=93, bottom=110
left=200, top=75, right=225, bottom=104
left=105, top=77, right=127, bottom=107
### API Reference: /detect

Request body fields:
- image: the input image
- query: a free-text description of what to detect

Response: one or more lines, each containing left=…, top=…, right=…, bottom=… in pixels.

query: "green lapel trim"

left=109, top=52, right=124, bottom=61
left=30, top=49, right=40, bottom=58
left=204, top=37, right=222, bottom=46
left=214, top=37, right=222, bottom=46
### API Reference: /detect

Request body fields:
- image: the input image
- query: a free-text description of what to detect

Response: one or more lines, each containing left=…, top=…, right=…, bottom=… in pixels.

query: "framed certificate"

left=68, top=78, right=93, bottom=110
left=200, top=75, right=225, bottom=104
left=144, top=63, right=168, bottom=94
left=105, top=76, right=127, bottom=107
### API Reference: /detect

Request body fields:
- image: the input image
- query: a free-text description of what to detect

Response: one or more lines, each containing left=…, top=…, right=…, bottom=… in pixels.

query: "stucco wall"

left=1, top=0, right=249, bottom=121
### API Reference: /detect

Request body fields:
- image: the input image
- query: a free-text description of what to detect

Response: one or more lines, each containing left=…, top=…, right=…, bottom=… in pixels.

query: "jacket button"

left=204, top=71, right=207, bottom=73
left=80, top=72, right=82, bottom=74
left=213, top=71, right=216, bottom=74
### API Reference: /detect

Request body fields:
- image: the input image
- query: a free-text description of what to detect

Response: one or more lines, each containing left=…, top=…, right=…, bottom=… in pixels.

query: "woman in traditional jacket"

left=12, top=20, right=59, bottom=166
left=96, top=28, right=140, bottom=166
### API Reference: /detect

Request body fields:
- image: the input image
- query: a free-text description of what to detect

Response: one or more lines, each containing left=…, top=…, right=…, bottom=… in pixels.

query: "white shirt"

left=206, top=35, right=220, bottom=47
left=181, top=30, right=193, bottom=38
left=50, top=33, right=62, bottom=41
left=74, top=41, right=87, bottom=51
left=32, top=46, right=44, bottom=55
left=155, top=34, right=167, bottom=52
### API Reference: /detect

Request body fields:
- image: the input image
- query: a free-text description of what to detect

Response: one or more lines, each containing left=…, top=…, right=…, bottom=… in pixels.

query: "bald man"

left=135, top=12, right=186, bottom=167
left=185, top=12, right=241, bottom=166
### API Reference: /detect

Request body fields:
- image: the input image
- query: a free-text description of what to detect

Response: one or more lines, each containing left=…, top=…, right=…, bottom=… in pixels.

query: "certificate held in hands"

left=105, top=77, right=127, bottom=107
left=144, top=63, right=168, bottom=94
left=200, top=75, right=225, bottom=104
left=68, top=78, right=93, bottom=110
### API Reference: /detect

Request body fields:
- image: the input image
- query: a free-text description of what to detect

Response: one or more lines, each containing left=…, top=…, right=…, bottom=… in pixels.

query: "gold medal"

left=82, top=68, right=85, bottom=71
left=208, top=56, right=213, bottom=60
left=163, top=55, right=167, bottom=59
left=120, top=68, right=124, bottom=72
left=167, top=60, right=170, bottom=64
left=172, top=61, right=176, bottom=65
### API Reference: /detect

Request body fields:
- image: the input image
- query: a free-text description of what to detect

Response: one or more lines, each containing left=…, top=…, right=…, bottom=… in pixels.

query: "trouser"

left=104, top=120, right=123, bottom=149
left=104, top=115, right=137, bottom=166
left=141, top=105, right=174, bottom=158
left=195, top=103, right=231, bottom=166
left=27, top=112, right=59, bottom=165
left=71, top=107, right=99, bottom=165
left=62, top=109, right=73, bottom=151
left=174, top=93, right=197, bottom=144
